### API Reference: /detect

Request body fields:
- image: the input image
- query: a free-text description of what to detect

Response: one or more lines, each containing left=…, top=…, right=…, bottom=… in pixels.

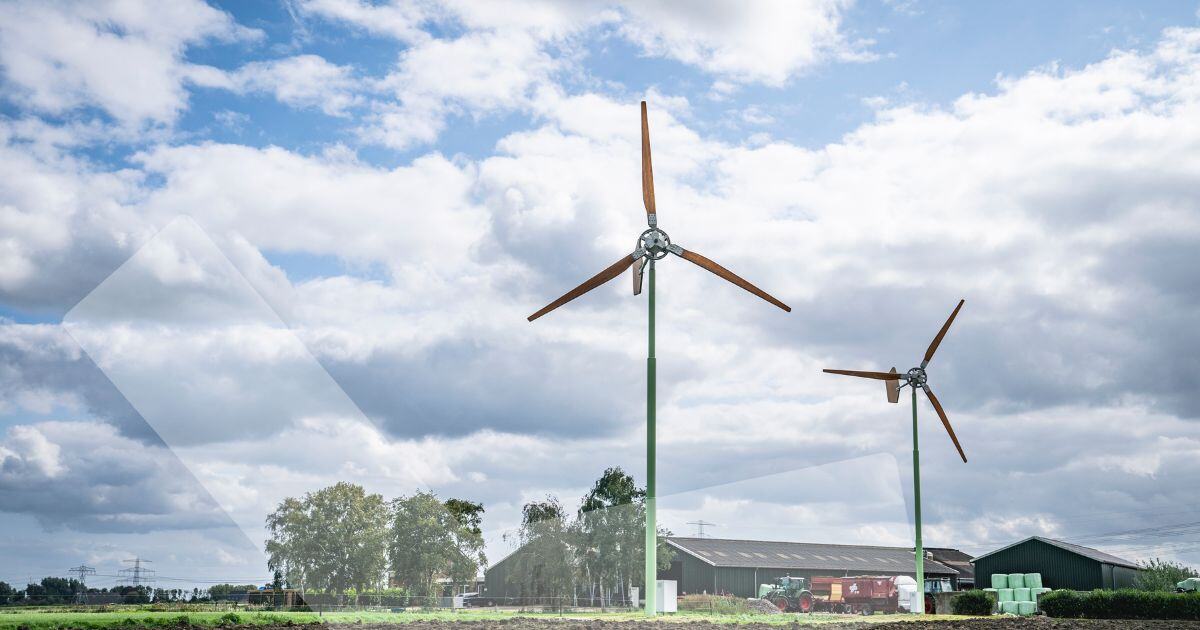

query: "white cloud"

left=227, top=54, right=361, bottom=117
left=0, top=0, right=260, bottom=127
left=618, top=0, right=870, bottom=86
left=297, top=0, right=868, bottom=147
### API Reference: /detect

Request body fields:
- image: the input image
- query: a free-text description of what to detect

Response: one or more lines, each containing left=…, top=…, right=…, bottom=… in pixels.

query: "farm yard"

left=4, top=609, right=1200, bottom=630
left=5, top=3, right=1200, bottom=630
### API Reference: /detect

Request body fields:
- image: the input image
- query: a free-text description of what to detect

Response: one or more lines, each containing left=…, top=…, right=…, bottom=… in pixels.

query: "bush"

left=1041, top=589, right=1200, bottom=619
left=1135, top=558, right=1199, bottom=592
left=951, top=589, right=995, bottom=615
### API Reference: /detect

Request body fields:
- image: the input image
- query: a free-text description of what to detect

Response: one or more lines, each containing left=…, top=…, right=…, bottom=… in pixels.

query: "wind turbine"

left=528, top=101, right=791, bottom=615
left=822, top=299, right=966, bottom=614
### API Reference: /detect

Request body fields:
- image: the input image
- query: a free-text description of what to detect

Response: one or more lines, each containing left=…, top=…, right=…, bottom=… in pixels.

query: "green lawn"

left=0, top=608, right=972, bottom=629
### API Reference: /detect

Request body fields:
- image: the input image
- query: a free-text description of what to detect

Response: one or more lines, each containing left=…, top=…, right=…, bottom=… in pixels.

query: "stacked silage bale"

left=983, top=572, right=1047, bottom=616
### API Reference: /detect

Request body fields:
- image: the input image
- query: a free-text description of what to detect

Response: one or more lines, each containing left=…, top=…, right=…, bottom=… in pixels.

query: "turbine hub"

left=639, top=228, right=671, bottom=260
left=907, top=367, right=927, bottom=388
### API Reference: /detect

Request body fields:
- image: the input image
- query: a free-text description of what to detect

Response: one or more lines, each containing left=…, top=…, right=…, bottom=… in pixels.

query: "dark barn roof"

left=925, top=547, right=975, bottom=581
left=971, top=536, right=1140, bottom=570
left=667, top=537, right=957, bottom=575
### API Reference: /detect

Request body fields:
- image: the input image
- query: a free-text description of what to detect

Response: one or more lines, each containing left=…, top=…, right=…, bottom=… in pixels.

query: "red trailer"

left=807, top=575, right=902, bottom=614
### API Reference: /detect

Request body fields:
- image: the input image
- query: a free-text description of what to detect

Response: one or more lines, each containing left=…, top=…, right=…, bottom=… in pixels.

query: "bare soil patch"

left=158, top=618, right=1200, bottom=630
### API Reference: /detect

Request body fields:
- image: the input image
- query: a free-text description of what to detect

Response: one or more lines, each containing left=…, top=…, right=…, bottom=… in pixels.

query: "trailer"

left=808, top=576, right=903, bottom=614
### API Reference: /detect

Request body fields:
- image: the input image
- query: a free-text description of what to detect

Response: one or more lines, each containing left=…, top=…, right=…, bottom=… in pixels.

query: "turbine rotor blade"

left=674, top=246, right=790, bottom=312
left=923, top=385, right=967, bottom=463
left=924, top=299, right=965, bottom=365
left=823, top=369, right=903, bottom=381
left=886, top=367, right=900, bottom=403
left=632, top=256, right=646, bottom=295
left=641, top=101, right=657, bottom=226
left=528, top=252, right=640, bottom=322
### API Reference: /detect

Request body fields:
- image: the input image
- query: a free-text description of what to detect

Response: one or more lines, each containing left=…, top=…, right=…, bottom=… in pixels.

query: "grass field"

left=0, top=608, right=972, bottom=630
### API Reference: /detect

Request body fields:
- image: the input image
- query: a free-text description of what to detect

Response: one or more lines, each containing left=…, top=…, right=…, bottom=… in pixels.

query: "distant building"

left=972, top=536, right=1141, bottom=591
left=924, top=547, right=975, bottom=589
left=661, top=537, right=960, bottom=598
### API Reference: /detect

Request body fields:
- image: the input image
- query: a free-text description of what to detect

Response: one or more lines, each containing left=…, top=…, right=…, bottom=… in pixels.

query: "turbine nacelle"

left=900, top=366, right=928, bottom=389
left=638, top=227, right=672, bottom=259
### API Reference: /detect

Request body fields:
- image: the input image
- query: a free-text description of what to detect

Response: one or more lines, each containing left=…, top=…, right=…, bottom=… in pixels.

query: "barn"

left=971, top=536, right=1141, bottom=591
left=661, top=537, right=960, bottom=598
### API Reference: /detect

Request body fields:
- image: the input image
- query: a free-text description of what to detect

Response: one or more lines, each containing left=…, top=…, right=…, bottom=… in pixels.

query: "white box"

left=655, top=580, right=677, bottom=613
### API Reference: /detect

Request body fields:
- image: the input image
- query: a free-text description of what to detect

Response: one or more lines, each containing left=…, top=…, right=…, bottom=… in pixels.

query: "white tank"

left=894, top=576, right=918, bottom=612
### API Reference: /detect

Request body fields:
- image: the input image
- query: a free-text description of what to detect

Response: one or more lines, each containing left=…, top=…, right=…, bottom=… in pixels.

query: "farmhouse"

left=971, top=536, right=1141, bottom=591
left=660, top=537, right=960, bottom=598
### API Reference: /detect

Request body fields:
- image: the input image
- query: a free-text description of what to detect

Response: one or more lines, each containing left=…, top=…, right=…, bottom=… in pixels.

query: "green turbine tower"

left=528, top=101, right=791, bottom=615
left=823, top=299, right=967, bottom=614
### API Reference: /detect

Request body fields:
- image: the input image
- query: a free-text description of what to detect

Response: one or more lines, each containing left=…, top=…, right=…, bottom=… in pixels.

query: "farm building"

left=661, top=537, right=961, bottom=598
left=971, top=536, right=1141, bottom=591
left=925, top=547, right=975, bottom=589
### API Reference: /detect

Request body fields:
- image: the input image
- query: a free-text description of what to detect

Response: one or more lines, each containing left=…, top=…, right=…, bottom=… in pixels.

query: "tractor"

left=759, top=576, right=815, bottom=613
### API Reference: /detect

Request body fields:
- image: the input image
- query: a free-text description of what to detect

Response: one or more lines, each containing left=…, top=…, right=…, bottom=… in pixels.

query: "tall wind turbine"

left=822, top=299, right=967, bottom=614
left=528, top=101, right=791, bottom=615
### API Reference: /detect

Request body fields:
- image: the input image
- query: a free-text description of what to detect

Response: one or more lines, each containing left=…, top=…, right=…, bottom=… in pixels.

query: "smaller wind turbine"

left=822, top=299, right=966, bottom=614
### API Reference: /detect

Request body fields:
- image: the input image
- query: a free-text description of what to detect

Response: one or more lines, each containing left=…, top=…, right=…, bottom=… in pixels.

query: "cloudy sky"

left=3, top=0, right=1200, bottom=590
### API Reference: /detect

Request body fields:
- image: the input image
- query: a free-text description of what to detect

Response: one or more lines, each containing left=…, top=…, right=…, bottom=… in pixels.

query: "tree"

left=507, top=496, right=576, bottom=609
left=445, top=498, right=485, bottom=536
left=1134, top=558, right=1199, bottom=591
left=575, top=467, right=672, bottom=606
left=443, top=498, right=487, bottom=585
left=265, top=482, right=389, bottom=598
left=522, top=498, right=566, bottom=526
left=0, top=582, right=14, bottom=605
left=389, top=491, right=486, bottom=601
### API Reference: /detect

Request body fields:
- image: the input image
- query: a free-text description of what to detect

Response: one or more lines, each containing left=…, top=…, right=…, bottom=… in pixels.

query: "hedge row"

left=950, top=589, right=996, bottom=615
left=1040, top=589, right=1200, bottom=620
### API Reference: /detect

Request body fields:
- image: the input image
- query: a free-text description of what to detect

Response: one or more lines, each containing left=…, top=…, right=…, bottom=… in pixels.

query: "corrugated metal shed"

left=971, top=536, right=1141, bottom=591
left=666, top=537, right=958, bottom=598
left=668, top=537, right=957, bottom=574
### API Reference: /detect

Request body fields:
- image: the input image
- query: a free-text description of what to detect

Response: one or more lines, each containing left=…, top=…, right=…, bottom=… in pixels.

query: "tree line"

left=264, top=481, right=485, bottom=601
left=0, top=579, right=257, bottom=606
left=501, top=467, right=675, bottom=607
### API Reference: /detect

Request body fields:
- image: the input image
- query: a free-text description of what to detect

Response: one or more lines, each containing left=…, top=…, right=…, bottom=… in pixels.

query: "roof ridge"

left=667, top=536, right=927, bottom=551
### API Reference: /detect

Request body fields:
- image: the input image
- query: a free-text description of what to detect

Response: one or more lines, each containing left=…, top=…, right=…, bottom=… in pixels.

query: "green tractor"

left=759, top=576, right=815, bottom=613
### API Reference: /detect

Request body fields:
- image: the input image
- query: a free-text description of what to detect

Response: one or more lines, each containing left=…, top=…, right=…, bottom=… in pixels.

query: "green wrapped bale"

left=1014, top=587, right=1031, bottom=601
left=1007, top=573, right=1026, bottom=589
left=1017, top=601, right=1037, bottom=616
left=991, top=574, right=1009, bottom=589
left=997, top=588, right=1015, bottom=602
left=1025, top=573, right=1043, bottom=589
left=1032, top=587, right=1051, bottom=600
left=1000, top=601, right=1020, bottom=615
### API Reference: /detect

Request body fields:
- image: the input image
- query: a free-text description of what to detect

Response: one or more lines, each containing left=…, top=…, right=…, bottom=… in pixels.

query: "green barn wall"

left=973, top=539, right=1130, bottom=591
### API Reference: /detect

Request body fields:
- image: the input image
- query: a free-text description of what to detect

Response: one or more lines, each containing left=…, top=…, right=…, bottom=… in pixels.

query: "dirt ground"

left=182, top=619, right=1200, bottom=630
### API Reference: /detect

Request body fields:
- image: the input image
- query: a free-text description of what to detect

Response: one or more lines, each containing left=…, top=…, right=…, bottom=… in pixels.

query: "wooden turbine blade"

left=641, top=101, right=656, bottom=225
left=922, top=385, right=966, bottom=463
left=924, top=299, right=965, bottom=365
left=674, top=247, right=790, bottom=312
left=823, top=369, right=903, bottom=381
left=528, top=253, right=639, bottom=321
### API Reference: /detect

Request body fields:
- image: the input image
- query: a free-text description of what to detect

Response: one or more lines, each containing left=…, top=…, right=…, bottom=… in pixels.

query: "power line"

left=687, top=520, right=717, bottom=538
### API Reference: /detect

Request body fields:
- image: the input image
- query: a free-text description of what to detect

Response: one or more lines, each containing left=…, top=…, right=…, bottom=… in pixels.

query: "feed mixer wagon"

left=761, top=575, right=906, bottom=614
